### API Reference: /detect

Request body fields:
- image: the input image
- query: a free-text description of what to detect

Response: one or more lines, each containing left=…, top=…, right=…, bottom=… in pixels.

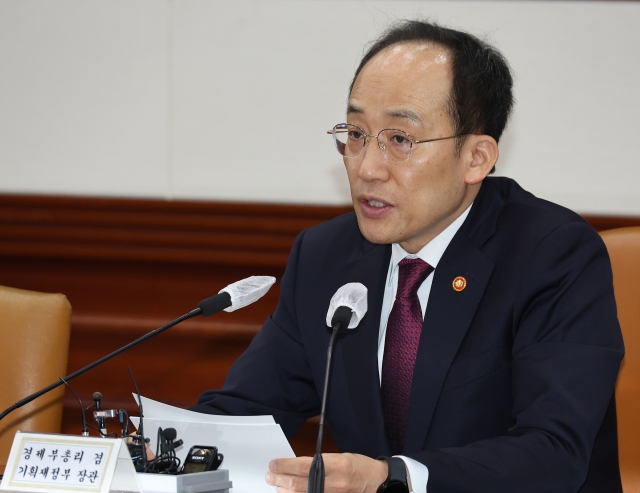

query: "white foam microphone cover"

left=326, top=282, right=368, bottom=329
left=219, top=276, right=276, bottom=312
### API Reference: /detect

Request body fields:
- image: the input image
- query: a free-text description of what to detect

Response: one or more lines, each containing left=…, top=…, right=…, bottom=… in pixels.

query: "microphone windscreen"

left=326, top=282, right=368, bottom=328
left=219, top=276, right=276, bottom=312
left=162, top=428, right=177, bottom=441
left=198, top=292, right=232, bottom=316
left=331, top=306, right=352, bottom=330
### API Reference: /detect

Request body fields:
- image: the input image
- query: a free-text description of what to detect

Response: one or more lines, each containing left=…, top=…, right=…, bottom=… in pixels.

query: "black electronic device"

left=181, top=446, right=224, bottom=474
left=159, top=427, right=183, bottom=455
left=152, top=427, right=184, bottom=473
left=376, top=457, right=409, bottom=493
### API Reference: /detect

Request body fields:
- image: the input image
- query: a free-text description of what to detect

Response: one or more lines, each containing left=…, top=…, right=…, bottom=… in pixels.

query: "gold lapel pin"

left=452, top=276, right=467, bottom=292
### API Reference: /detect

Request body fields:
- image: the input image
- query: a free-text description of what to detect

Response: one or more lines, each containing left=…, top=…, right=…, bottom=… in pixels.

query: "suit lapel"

left=337, top=240, right=392, bottom=456
left=403, top=220, right=496, bottom=453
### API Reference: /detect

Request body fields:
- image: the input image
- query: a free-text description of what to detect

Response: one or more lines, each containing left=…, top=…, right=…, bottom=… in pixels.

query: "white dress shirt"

left=377, top=204, right=472, bottom=493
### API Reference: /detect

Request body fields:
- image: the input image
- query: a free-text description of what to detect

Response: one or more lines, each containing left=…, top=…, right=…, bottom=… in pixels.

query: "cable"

left=127, top=366, right=148, bottom=471
left=60, top=377, right=89, bottom=436
left=141, top=427, right=181, bottom=474
left=155, top=428, right=162, bottom=463
left=126, top=368, right=180, bottom=474
left=85, top=423, right=118, bottom=438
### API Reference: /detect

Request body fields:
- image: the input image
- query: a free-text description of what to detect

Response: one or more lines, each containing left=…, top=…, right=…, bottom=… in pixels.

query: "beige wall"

left=0, top=0, right=639, bottom=215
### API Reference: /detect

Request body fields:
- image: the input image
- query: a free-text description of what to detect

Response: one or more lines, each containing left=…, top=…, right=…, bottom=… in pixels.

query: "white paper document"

left=134, top=395, right=275, bottom=425
left=130, top=395, right=295, bottom=493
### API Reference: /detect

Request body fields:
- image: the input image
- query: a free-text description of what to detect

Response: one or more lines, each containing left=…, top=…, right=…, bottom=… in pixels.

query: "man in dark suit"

left=192, top=21, right=623, bottom=492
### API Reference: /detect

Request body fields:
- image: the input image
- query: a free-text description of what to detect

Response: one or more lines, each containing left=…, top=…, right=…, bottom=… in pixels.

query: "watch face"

left=382, top=480, right=409, bottom=493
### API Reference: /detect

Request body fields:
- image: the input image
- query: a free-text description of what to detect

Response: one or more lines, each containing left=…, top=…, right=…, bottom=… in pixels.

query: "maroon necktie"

left=381, top=257, right=434, bottom=454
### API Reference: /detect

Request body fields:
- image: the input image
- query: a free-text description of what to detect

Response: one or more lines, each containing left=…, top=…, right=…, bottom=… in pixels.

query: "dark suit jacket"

left=193, top=177, right=624, bottom=493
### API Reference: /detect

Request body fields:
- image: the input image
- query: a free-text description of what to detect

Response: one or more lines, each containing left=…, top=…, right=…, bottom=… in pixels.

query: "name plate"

left=0, top=432, right=140, bottom=493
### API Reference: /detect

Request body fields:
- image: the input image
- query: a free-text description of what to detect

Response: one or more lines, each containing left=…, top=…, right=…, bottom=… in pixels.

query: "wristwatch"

left=376, top=456, right=410, bottom=493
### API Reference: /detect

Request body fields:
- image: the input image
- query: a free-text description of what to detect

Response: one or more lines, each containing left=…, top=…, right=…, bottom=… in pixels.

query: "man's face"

left=346, top=42, right=477, bottom=253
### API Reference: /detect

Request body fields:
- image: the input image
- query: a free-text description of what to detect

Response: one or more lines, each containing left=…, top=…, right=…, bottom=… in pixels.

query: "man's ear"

left=462, top=135, right=499, bottom=185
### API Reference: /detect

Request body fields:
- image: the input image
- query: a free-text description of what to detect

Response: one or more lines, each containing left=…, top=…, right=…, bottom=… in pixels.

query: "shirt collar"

left=391, top=203, right=473, bottom=270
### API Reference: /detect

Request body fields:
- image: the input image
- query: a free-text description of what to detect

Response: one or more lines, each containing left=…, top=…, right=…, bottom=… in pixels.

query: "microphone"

left=199, top=275, right=276, bottom=315
left=0, top=276, right=276, bottom=425
left=145, top=427, right=184, bottom=474
left=308, top=283, right=368, bottom=493
left=159, top=428, right=183, bottom=454
left=93, top=392, right=107, bottom=435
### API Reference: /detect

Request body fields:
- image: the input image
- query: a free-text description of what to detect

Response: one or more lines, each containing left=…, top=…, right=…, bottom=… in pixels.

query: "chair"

left=600, top=227, right=640, bottom=493
left=0, top=285, right=72, bottom=469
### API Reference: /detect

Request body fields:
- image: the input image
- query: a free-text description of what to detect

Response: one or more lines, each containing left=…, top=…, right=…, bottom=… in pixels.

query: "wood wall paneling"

left=1, top=194, right=637, bottom=456
left=0, top=194, right=350, bottom=456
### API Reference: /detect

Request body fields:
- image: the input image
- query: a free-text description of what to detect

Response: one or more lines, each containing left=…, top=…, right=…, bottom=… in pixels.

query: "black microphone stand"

left=308, top=306, right=352, bottom=493
left=0, top=308, right=199, bottom=424
left=0, top=291, right=232, bottom=424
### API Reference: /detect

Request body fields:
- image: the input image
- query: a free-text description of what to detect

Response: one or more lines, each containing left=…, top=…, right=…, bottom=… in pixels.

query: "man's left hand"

left=266, top=453, right=388, bottom=493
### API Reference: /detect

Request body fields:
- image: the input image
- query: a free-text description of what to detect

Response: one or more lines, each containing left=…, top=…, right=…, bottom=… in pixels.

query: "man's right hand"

left=265, top=453, right=388, bottom=493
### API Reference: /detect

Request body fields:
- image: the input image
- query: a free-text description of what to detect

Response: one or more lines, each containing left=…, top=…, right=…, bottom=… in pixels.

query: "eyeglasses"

left=327, top=123, right=467, bottom=163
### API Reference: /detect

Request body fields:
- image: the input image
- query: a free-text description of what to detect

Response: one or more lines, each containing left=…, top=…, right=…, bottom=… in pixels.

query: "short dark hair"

left=350, top=20, right=514, bottom=151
